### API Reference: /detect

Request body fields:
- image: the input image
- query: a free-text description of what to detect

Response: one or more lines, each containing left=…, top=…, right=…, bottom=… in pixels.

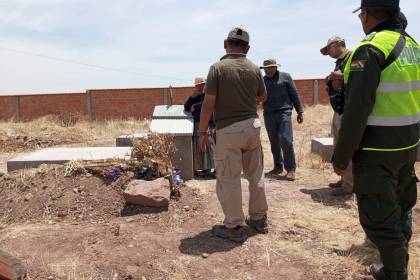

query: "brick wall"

left=0, top=96, right=16, bottom=120
left=0, top=79, right=328, bottom=121
left=19, top=93, right=86, bottom=121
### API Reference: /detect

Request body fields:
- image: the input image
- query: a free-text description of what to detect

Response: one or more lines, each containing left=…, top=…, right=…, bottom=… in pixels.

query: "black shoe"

left=245, top=215, right=268, bottom=234
left=369, top=264, right=386, bottom=280
left=212, top=225, right=245, bottom=243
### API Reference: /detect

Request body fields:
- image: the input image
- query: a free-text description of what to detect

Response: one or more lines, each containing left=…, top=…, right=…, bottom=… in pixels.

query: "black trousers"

left=353, top=148, right=418, bottom=279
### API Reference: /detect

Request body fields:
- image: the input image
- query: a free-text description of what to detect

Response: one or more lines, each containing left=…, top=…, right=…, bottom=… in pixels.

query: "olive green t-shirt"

left=204, top=53, right=267, bottom=129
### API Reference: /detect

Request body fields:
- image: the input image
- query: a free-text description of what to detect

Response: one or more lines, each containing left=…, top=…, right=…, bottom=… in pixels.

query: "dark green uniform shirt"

left=333, top=19, right=407, bottom=169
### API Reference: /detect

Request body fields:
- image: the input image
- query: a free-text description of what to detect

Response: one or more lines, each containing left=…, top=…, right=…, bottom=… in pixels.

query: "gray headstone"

left=152, top=105, right=192, bottom=120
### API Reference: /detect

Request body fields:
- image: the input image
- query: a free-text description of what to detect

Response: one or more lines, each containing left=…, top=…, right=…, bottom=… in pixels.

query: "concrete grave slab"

left=7, top=147, right=132, bottom=172
left=152, top=105, right=192, bottom=120
left=311, top=137, right=333, bottom=162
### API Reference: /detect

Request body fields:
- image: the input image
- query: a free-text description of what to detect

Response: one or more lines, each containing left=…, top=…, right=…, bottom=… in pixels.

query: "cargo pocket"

left=215, top=155, right=229, bottom=178
left=359, top=192, right=398, bottom=225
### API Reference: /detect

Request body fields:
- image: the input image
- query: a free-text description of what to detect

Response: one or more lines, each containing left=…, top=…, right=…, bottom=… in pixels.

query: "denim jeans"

left=263, top=111, right=296, bottom=172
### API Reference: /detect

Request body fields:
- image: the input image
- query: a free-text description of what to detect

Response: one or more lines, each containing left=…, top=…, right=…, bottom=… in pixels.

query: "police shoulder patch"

left=350, top=60, right=366, bottom=71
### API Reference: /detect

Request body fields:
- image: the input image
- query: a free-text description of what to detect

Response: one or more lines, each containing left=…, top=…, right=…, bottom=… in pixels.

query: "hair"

left=365, top=7, right=400, bottom=21
left=226, top=38, right=249, bottom=48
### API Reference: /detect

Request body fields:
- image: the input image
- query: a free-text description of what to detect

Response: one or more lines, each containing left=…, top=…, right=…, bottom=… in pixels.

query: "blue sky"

left=0, top=0, right=419, bottom=94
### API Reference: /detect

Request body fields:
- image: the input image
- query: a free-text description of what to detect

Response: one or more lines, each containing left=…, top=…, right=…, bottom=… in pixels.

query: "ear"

left=224, top=40, right=228, bottom=50
left=244, top=45, right=250, bottom=54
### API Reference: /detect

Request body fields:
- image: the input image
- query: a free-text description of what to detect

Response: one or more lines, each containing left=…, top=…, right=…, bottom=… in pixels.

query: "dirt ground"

left=0, top=106, right=419, bottom=280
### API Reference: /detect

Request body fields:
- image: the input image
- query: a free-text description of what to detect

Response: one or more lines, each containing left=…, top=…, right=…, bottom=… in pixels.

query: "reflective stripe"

left=377, top=80, right=420, bottom=93
left=367, top=112, right=420, bottom=126
left=363, top=140, right=420, bottom=152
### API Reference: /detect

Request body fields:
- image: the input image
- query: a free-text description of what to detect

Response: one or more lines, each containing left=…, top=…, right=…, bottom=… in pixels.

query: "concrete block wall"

left=0, top=79, right=329, bottom=121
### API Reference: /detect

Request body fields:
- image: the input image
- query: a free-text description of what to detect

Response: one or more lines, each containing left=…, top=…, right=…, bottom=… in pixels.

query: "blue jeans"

left=264, top=111, right=296, bottom=172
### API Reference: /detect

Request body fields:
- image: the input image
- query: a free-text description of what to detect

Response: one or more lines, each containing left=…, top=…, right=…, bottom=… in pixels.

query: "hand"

left=333, top=164, right=347, bottom=176
left=199, top=134, right=209, bottom=151
left=329, top=70, right=343, bottom=80
left=190, top=106, right=195, bottom=113
left=297, top=113, right=303, bottom=124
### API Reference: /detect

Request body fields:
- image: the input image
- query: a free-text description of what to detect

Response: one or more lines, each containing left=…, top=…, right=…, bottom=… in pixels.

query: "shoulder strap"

left=381, top=34, right=406, bottom=70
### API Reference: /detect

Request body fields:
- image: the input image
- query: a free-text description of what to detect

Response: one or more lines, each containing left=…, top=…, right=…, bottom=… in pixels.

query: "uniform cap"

left=320, top=36, right=345, bottom=56
left=260, top=58, right=280, bottom=69
left=227, top=26, right=250, bottom=44
left=353, top=0, right=399, bottom=13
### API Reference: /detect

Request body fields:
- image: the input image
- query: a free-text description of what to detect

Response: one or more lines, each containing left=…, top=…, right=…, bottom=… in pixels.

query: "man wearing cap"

left=198, top=26, right=269, bottom=242
left=333, top=0, right=419, bottom=279
left=260, top=58, right=304, bottom=181
left=184, top=77, right=215, bottom=177
left=320, top=37, right=354, bottom=196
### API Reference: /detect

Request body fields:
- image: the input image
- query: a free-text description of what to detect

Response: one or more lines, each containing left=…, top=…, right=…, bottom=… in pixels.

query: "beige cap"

left=260, top=58, right=280, bottom=69
left=320, top=36, right=345, bottom=55
left=227, top=26, right=250, bottom=44
left=194, top=76, right=206, bottom=85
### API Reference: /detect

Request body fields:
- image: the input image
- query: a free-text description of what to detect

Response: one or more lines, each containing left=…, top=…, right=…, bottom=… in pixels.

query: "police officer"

left=333, top=0, right=419, bottom=279
left=320, top=36, right=354, bottom=196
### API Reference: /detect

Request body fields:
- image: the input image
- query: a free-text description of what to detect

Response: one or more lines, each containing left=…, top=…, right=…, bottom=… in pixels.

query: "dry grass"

left=0, top=115, right=150, bottom=152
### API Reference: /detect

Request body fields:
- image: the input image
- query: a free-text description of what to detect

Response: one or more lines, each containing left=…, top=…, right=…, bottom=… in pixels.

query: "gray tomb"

left=7, top=147, right=132, bottom=172
left=311, top=138, right=333, bottom=162
left=116, top=105, right=194, bottom=180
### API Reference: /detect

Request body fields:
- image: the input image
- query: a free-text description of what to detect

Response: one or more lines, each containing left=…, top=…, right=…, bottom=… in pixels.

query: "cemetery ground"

left=0, top=106, right=419, bottom=280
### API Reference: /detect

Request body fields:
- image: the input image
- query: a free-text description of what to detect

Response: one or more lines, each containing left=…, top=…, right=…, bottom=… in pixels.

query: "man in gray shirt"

left=199, top=26, right=269, bottom=242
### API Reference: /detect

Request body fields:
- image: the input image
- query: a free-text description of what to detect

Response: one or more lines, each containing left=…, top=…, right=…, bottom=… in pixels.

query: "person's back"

left=207, top=55, right=262, bottom=129
left=198, top=26, right=268, bottom=242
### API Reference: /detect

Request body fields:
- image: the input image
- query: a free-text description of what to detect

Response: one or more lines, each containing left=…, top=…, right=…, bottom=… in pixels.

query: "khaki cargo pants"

left=215, top=118, right=268, bottom=228
left=331, top=112, right=353, bottom=187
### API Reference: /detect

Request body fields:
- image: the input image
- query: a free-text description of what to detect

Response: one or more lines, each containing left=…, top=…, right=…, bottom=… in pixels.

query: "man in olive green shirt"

left=199, top=26, right=268, bottom=242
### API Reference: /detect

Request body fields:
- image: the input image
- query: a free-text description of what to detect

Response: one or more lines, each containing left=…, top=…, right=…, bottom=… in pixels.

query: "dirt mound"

left=0, top=166, right=201, bottom=226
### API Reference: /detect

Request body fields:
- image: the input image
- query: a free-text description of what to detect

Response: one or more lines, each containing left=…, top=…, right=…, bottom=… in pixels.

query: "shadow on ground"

left=300, top=188, right=353, bottom=209
left=120, top=203, right=168, bottom=216
left=179, top=228, right=257, bottom=256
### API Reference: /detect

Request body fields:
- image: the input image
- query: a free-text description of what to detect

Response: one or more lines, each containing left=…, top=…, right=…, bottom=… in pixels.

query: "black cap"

left=398, top=12, right=407, bottom=30
left=353, top=0, right=400, bottom=13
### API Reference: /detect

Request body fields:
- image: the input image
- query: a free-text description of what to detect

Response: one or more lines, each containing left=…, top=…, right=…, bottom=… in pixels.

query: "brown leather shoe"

left=328, top=180, right=343, bottom=188
left=285, top=171, right=295, bottom=181
left=331, top=183, right=353, bottom=196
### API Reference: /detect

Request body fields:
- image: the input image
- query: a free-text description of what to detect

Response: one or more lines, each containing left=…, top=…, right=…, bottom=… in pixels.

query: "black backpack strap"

left=381, top=34, right=406, bottom=70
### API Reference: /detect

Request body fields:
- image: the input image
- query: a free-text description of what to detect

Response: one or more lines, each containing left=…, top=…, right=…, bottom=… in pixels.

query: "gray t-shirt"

left=205, top=53, right=267, bottom=129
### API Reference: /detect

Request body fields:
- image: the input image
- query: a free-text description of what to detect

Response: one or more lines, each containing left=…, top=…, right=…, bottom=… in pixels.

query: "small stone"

left=47, top=276, right=54, bottom=280
left=183, top=206, right=190, bottom=212
left=73, top=188, right=79, bottom=194
left=126, top=218, right=135, bottom=223
left=141, top=277, right=147, bottom=280
left=201, top=253, right=209, bottom=259
left=24, top=193, right=33, bottom=202
left=194, top=273, right=200, bottom=278
left=245, top=259, right=252, bottom=265
left=110, top=223, right=120, bottom=236
left=128, top=244, right=134, bottom=248
left=42, top=185, right=48, bottom=190
left=48, top=220, right=54, bottom=225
